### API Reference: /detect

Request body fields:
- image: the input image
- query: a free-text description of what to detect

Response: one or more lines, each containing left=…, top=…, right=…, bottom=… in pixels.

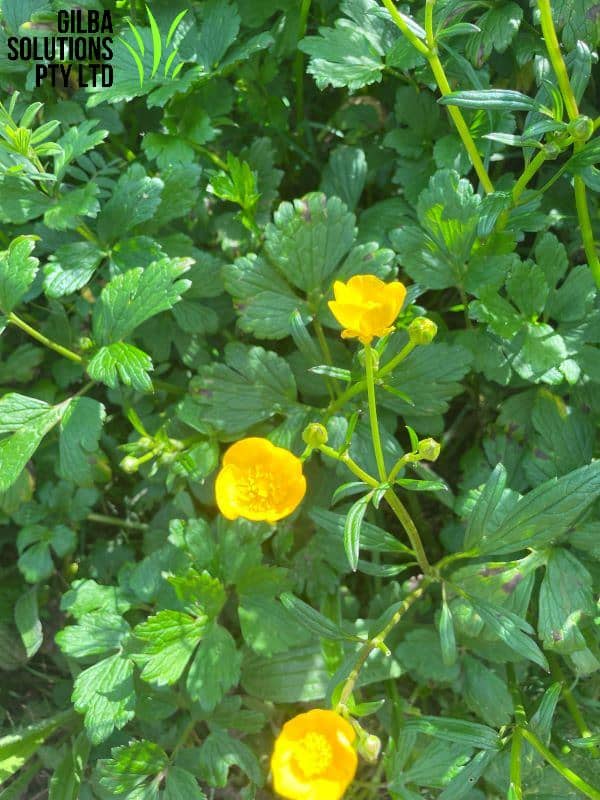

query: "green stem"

left=295, top=0, right=312, bottom=129
left=337, top=578, right=430, bottom=708
left=8, top=312, right=84, bottom=364
left=520, top=728, right=600, bottom=799
left=381, top=0, right=431, bottom=58
left=384, top=489, right=433, bottom=574
left=574, top=167, right=600, bottom=287
left=509, top=728, right=524, bottom=800
left=536, top=0, right=600, bottom=287
left=364, top=343, right=386, bottom=481
left=318, top=445, right=432, bottom=573
left=314, top=319, right=339, bottom=398
left=549, top=655, right=593, bottom=739
left=86, top=512, right=148, bottom=532
left=422, top=0, right=494, bottom=193
left=512, top=149, right=548, bottom=205
left=537, top=0, right=579, bottom=121
left=324, top=340, right=416, bottom=418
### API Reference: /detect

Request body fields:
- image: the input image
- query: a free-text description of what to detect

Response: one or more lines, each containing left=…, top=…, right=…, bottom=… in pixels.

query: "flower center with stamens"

left=240, top=466, right=277, bottom=512
left=293, top=732, right=333, bottom=778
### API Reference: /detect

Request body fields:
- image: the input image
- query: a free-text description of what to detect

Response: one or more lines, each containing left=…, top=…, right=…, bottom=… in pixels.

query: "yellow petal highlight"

left=271, top=709, right=357, bottom=800
left=328, top=274, right=407, bottom=344
left=215, top=437, right=306, bottom=523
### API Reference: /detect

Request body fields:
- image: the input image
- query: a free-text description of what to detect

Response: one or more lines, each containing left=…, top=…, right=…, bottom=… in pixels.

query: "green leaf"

left=344, top=493, right=372, bottom=572
left=56, top=612, right=131, bottom=658
left=396, top=629, right=460, bottom=684
left=300, top=0, right=400, bottom=91
left=198, top=731, right=263, bottom=787
left=43, top=241, right=104, bottom=298
left=87, top=342, right=154, bottom=392
left=92, top=257, right=192, bottom=344
left=60, top=579, right=131, bottom=618
left=133, top=610, right=208, bottom=686
left=14, top=588, right=42, bottom=659
left=183, top=343, right=297, bottom=433
left=98, top=740, right=169, bottom=797
left=506, top=261, right=549, bottom=319
left=72, top=653, right=135, bottom=744
left=97, top=163, right=163, bottom=242
left=59, top=397, right=105, bottom=485
left=264, top=193, right=355, bottom=292
left=17, top=524, right=76, bottom=583
left=464, top=464, right=508, bottom=549
left=390, top=170, right=480, bottom=289
left=43, top=183, right=100, bottom=231
left=280, top=592, right=356, bottom=641
left=468, top=597, right=548, bottom=670
left=465, top=2, right=523, bottom=63
left=239, top=592, right=311, bottom=656
left=165, top=767, right=207, bottom=800
left=321, top=146, right=367, bottom=211
left=310, top=506, right=413, bottom=554
left=439, top=89, right=541, bottom=111
left=462, top=656, right=512, bottom=727
left=185, top=623, right=241, bottom=710
left=438, top=751, right=497, bottom=800
left=538, top=548, right=595, bottom=653
left=479, top=461, right=600, bottom=555
left=0, top=175, right=51, bottom=224
left=403, top=715, right=501, bottom=750
left=54, top=119, right=109, bottom=181
left=0, top=236, right=39, bottom=314
left=438, top=598, right=457, bottom=667
left=0, top=711, right=74, bottom=782
left=48, top=731, right=91, bottom=800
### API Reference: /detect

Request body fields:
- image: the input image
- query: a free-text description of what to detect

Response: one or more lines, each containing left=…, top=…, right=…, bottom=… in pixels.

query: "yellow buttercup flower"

left=215, top=437, right=306, bottom=523
left=271, top=709, right=357, bottom=800
left=328, top=274, right=407, bottom=344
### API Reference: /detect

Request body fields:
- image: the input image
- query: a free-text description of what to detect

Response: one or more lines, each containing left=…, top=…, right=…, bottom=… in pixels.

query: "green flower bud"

left=358, top=733, right=382, bottom=763
left=418, top=437, right=441, bottom=461
left=568, top=115, right=594, bottom=143
left=408, top=317, right=437, bottom=345
left=543, top=141, right=562, bottom=159
left=77, top=336, right=93, bottom=351
left=120, top=455, right=139, bottom=474
left=302, top=423, right=328, bottom=448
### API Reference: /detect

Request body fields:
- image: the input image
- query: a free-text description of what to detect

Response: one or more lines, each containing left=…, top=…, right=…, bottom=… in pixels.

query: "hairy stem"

left=364, top=343, right=387, bottom=480
left=8, top=312, right=84, bottom=364
left=337, top=578, right=430, bottom=708
left=520, top=729, right=600, bottom=799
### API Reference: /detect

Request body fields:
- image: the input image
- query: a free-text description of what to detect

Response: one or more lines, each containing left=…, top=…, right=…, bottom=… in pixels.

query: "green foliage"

left=1, top=0, right=600, bottom=798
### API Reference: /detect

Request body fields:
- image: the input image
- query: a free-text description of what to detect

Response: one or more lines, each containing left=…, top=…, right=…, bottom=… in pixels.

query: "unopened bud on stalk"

left=408, top=317, right=437, bottom=345
left=418, top=437, right=441, bottom=461
left=358, top=733, right=382, bottom=763
left=568, top=115, right=594, bottom=143
left=302, top=423, right=328, bottom=448
left=120, top=455, right=139, bottom=474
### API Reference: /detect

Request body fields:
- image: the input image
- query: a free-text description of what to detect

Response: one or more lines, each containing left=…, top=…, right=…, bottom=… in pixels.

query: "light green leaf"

left=0, top=236, right=39, bottom=314
left=479, top=461, right=600, bottom=555
left=59, top=397, right=105, bottom=485
left=403, top=715, right=502, bottom=750
left=43, top=241, right=104, bottom=298
left=92, top=256, right=192, bottom=344
left=43, top=183, right=100, bottom=231
left=56, top=612, right=131, bottom=658
left=97, top=163, right=163, bottom=242
left=538, top=548, right=595, bottom=653
left=133, top=610, right=208, bottom=686
left=0, top=711, right=74, bottom=782
left=321, top=146, right=367, bottom=210
left=186, top=624, right=241, bottom=710
left=72, top=653, right=136, bottom=745
left=164, top=767, right=207, bottom=800
left=17, top=523, right=76, bottom=583
left=87, top=342, right=154, bottom=392
left=14, top=588, right=42, bottom=659
left=98, top=740, right=169, bottom=797
left=182, top=343, right=297, bottom=433
left=48, top=731, right=91, bottom=800
left=264, top=193, right=355, bottom=292
left=199, top=731, right=263, bottom=787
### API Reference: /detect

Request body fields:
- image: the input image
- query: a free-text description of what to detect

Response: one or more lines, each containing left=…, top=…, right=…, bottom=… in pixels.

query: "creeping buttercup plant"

left=1, top=0, right=600, bottom=797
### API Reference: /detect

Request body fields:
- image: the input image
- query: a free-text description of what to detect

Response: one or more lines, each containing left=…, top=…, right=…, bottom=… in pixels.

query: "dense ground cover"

left=0, top=0, right=599, bottom=797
